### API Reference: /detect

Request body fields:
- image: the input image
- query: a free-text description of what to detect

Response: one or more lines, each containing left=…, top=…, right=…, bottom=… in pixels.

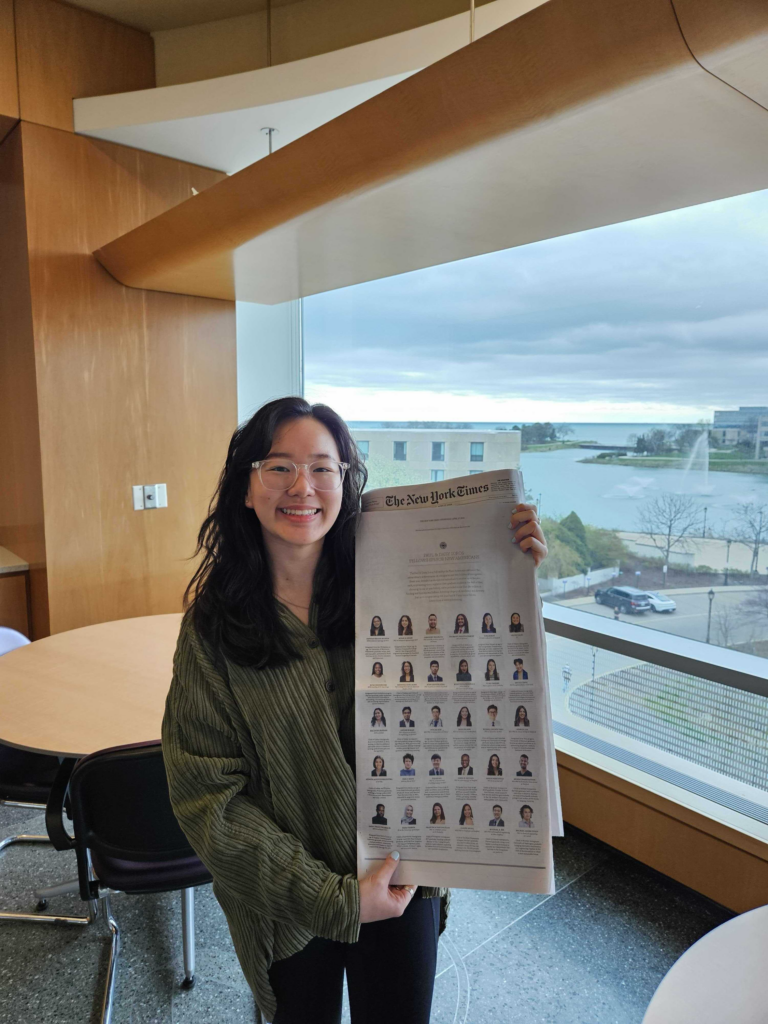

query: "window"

left=430, top=469, right=445, bottom=482
left=357, top=440, right=369, bottom=461
left=470, top=442, right=484, bottom=462
left=393, top=441, right=407, bottom=461
left=431, top=441, right=445, bottom=462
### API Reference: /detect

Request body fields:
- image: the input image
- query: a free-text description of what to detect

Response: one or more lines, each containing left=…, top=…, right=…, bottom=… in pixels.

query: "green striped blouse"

left=162, top=607, right=448, bottom=1019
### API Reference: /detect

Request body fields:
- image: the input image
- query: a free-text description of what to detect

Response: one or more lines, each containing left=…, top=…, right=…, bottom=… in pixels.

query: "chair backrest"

left=0, top=627, right=30, bottom=657
left=69, top=741, right=197, bottom=880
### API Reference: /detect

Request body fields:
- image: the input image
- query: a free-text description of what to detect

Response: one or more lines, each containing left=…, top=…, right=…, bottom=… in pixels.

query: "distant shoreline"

left=579, top=455, right=768, bottom=475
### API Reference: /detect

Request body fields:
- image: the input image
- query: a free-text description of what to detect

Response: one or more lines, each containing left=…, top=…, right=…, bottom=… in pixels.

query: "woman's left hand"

left=510, top=503, right=547, bottom=568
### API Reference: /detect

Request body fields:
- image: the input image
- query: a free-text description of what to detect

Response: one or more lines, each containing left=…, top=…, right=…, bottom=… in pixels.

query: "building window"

left=431, top=469, right=445, bottom=482
left=393, top=441, right=407, bottom=461
left=469, top=470, right=482, bottom=475
left=357, top=440, right=369, bottom=461
left=470, top=442, right=484, bottom=462
left=431, top=441, right=445, bottom=462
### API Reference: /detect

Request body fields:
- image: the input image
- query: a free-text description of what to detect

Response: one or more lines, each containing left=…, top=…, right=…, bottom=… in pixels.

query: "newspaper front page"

left=355, top=469, right=562, bottom=894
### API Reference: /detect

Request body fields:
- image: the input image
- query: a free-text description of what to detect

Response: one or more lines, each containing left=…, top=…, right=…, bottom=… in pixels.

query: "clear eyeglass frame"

left=251, top=458, right=350, bottom=491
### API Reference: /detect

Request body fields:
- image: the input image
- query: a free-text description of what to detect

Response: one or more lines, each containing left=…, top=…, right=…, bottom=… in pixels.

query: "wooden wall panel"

left=19, top=122, right=235, bottom=634
left=0, top=576, right=29, bottom=636
left=0, top=0, right=18, bottom=125
left=15, top=0, right=154, bottom=132
left=558, top=752, right=768, bottom=913
left=0, top=127, right=49, bottom=638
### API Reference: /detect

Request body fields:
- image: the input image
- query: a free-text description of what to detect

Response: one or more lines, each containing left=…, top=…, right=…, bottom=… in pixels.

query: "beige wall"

left=154, top=0, right=499, bottom=86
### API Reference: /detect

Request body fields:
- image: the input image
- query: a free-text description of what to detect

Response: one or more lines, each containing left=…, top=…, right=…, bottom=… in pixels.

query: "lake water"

left=351, top=421, right=768, bottom=534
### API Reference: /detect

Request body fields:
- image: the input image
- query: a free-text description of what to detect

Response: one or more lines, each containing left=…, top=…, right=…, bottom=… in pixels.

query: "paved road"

left=558, top=588, right=766, bottom=647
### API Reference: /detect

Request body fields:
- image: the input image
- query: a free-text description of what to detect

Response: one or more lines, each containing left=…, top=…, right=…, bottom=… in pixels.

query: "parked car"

left=594, top=586, right=651, bottom=614
left=643, top=591, right=677, bottom=613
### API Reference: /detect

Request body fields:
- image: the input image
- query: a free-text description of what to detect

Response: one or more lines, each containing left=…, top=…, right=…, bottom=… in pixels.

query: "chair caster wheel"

left=36, top=900, right=48, bottom=911
left=181, top=976, right=196, bottom=990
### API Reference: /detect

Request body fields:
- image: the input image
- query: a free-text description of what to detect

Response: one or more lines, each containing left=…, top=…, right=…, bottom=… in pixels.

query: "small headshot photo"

left=370, top=707, right=387, bottom=728
left=487, top=754, right=503, bottom=777
left=516, top=754, right=532, bottom=777
left=429, top=705, right=443, bottom=728
left=513, top=658, right=528, bottom=680
left=457, top=753, right=473, bottom=776
left=485, top=659, right=499, bottom=681
left=487, top=704, right=500, bottom=727
left=509, top=612, right=524, bottom=633
left=400, top=754, right=416, bottom=777
left=400, top=804, right=417, bottom=825
left=429, top=754, right=444, bottom=776
left=371, top=662, right=385, bottom=680
left=456, top=659, right=472, bottom=682
left=514, top=704, right=530, bottom=727
left=489, top=805, right=505, bottom=827
left=459, top=803, right=474, bottom=826
left=425, top=613, right=440, bottom=635
left=481, top=612, right=496, bottom=633
left=400, top=706, right=415, bottom=728
left=518, top=804, right=534, bottom=828
left=456, top=706, right=473, bottom=728
left=369, top=615, right=385, bottom=636
left=427, top=661, right=442, bottom=682
left=371, top=756, right=387, bottom=777
left=453, top=613, right=469, bottom=634
left=400, top=660, right=415, bottom=683
left=372, top=804, right=387, bottom=825
left=430, top=802, right=446, bottom=824
left=398, top=614, right=413, bottom=636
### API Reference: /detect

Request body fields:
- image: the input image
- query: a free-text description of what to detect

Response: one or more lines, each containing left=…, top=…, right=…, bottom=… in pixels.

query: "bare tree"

left=713, top=604, right=740, bottom=648
left=636, top=494, right=699, bottom=573
left=740, top=587, right=768, bottom=629
left=733, top=502, right=768, bottom=575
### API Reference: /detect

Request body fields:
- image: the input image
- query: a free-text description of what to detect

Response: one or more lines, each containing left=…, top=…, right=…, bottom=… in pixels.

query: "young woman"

left=455, top=659, right=472, bottom=681
left=459, top=804, right=474, bottom=826
left=514, top=705, right=530, bottom=727
left=453, top=613, right=469, bottom=634
left=371, top=756, right=387, bottom=777
left=429, top=803, right=446, bottom=825
left=162, top=397, right=547, bottom=1024
left=370, top=615, right=385, bottom=636
left=400, top=661, right=415, bottom=683
left=370, top=707, right=387, bottom=728
left=481, top=612, right=496, bottom=633
left=485, top=659, right=499, bottom=681
left=398, top=614, right=413, bottom=636
left=371, top=661, right=384, bottom=679
left=487, top=754, right=503, bottom=776
left=509, top=612, right=524, bottom=633
left=456, top=706, right=472, bottom=727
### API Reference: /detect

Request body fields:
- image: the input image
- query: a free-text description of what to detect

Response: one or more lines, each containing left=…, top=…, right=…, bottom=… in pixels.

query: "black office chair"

left=50, top=741, right=212, bottom=1024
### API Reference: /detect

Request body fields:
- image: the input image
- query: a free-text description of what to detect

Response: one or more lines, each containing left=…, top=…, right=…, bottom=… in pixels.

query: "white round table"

left=642, top=904, right=768, bottom=1024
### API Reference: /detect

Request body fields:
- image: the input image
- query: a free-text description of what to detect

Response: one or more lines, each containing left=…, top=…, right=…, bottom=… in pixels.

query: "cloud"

left=304, top=189, right=768, bottom=420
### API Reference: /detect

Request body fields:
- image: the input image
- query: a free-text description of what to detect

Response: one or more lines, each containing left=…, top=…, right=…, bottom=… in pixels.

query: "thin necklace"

left=275, top=593, right=310, bottom=611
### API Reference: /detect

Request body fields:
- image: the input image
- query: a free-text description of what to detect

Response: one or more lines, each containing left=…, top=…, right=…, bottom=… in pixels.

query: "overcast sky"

left=303, top=188, right=768, bottom=423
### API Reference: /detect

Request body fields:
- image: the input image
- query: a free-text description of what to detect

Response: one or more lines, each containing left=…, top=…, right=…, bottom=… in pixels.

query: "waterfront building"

left=712, top=406, right=768, bottom=446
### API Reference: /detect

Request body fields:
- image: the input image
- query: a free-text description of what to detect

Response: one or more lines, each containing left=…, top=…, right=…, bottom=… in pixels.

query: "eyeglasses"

left=251, top=458, right=349, bottom=491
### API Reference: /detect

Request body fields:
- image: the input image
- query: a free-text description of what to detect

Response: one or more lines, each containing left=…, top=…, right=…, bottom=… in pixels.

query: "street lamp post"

left=724, top=539, right=732, bottom=587
left=706, top=588, right=715, bottom=643
left=702, top=506, right=708, bottom=539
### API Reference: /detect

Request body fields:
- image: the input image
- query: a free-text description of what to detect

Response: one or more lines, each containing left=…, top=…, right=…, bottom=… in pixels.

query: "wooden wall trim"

left=0, top=0, right=18, bottom=123
left=558, top=750, right=768, bottom=913
left=14, top=0, right=155, bottom=132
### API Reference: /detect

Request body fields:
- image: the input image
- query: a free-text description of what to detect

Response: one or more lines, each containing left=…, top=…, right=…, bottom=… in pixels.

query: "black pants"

left=268, top=893, right=440, bottom=1024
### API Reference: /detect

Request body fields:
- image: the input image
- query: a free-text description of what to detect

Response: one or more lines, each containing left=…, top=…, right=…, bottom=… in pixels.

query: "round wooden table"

left=642, top=904, right=768, bottom=1024
left=0, top=614, right=182, bottom=758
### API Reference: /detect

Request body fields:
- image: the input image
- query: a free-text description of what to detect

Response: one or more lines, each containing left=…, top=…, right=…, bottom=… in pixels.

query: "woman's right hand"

left=359, top=852, right=415, bottom=924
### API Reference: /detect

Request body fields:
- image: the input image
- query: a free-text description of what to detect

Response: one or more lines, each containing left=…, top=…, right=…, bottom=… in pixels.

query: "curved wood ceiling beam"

left=94, top=0, right=768, bottom=304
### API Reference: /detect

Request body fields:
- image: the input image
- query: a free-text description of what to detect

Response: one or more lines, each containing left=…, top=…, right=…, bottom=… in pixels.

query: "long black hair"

left=185, top=397, right=367, bottom=667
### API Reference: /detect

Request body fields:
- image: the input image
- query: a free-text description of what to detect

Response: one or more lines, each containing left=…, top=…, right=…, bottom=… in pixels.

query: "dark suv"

left=594, top=586, right=651, bottom=614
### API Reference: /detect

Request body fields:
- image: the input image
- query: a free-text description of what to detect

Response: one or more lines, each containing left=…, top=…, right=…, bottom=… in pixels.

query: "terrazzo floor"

left=0, top=803, right=732, bottom=1024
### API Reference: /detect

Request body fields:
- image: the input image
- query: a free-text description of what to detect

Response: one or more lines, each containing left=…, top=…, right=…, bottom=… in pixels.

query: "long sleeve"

left=162, top=625, right=360, bottom=944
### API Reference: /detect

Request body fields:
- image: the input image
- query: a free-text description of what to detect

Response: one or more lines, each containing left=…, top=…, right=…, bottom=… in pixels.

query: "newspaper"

left=355, top=469, right=562, bottom=893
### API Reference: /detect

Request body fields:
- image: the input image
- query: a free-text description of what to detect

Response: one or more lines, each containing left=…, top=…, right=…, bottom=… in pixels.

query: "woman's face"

left=484, top=614, right=492, bottom=627
left=374, top=757, right=383, bottom=771
left=373, top=663, right=382, bottom=676
left=463, top=804, right=472, bottom=817
left=512, top=614, right=520, bottom=625
left=518, top=706, right=527, bottom=722
left=400, top=615, right=409, bottom=629
left=491, top=755, right=500, bottom=769
left=522, top=807, right=532, bottom=822
left=403, top=662, right=412, bottom=675
left=460, top=706, right=469, bottom=720
left=245, top=417, right=343, bottom=552
left=372, top=616, right=381, bottom=629
left=459, top=660, right=468, bottom=673
left=374, top=708, right=383, bottom=721
left=432, top=804, right=442, bottom=818
left=457, top=615, right=466, bottom=628
left=488, top=660, right=496, bottom=674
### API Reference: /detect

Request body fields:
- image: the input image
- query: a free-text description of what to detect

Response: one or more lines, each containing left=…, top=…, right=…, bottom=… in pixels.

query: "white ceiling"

left=64, top=0, right=286, bottom=33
